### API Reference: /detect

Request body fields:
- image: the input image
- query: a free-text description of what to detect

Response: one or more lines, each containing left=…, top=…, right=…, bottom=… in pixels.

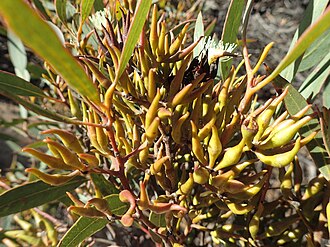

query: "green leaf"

left=0, top=0, right=100, bottom=103
left=93, top=0, right=104, bottom=12
left=272, top=73, right=330, bottom=180
left=149, top=212, right=166, bottom=227
left=0, top=71, right=46, bottom=97
left=81, top=0, right=95, bottom=23
left=221, top=0, right=245, bottom=44
left=115, top=0, right=152, bottom=82
left=256, top=7, right=330, bottom=92
left=90, top=173, right=119, bottom=196
left=299, top=52, right=330, bottom=99
left=323, top=77, right=330, bottom=108
left=193, top=12, right=204, bottom=58
left=58, top=194, right=129, bottom=246
left=0, top=176, right=86, bottom=217
left=58, top=217, right=108, bottom=247
left=280, top=0, right=329, bottom=81
left=55, top=0, right=67, bottom=24
left=0, top=90, right=75, bottom=123
left=220, top=0, right=245, bottom=80
left=298, top=28, right=330, bottom=72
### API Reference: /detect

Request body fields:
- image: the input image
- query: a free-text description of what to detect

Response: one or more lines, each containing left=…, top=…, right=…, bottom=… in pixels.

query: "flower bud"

left=41, top=129, right=84, bottom=153
left=171, top=112, right=189, bottom=144
left=68, top=206, right=106, bottom=218
left=259, top=115, right=312, bottom=149
left=255, top=137, right=301, bottom=168
left=25, top=168, right=79, bottom=186
left=214, top=139, right=245, bottom=171
left=191, top=121, right=208, bottom=166
left=241, top=118, right=258, bottom=149
left=193, top=166, right=210, bottom=185
left=207, top=126, right=222, bottom=168
left=22, top=147, right=73, bottom=170
left=178, top=173, right=194, bottom=195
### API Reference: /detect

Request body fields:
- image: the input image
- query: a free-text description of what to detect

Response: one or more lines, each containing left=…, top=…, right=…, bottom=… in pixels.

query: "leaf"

left=58, top=217, right=108, bottom=247
left=256, top=6, right=330, bottom=92
left=115, top=0, right=152, bottom=82
left=324, top=77, right=330, bottom=108
left=193, top=12, right=204, bottom=58
left=298, top=28, right=330, bottom=72
left=299, top=52, right=330, bottom=99
left=149, top=212, right=166, bottom=228
left=280, top=0, right=329, bottom=81
left=271, top=73, right=330, bottom=180
left=0, top=0, right=100, bottom=103
left=0, top=71, right=46, bottom=97
left=93, top=0, right=104, bottom=12
left=90, top=173, right=120, bottom=196
left=221, top=0, right=245, bottom=44
left=55, top=0, right=67, bottom=24
left=81, top=0, right=95, bottom=23
left=0, top=90, right=75, bottom=123
left=0, top=176, right=86, bottom=217
left=58, top=194, right=129, bottom=246
left=220, top=0, right=245, bottom=80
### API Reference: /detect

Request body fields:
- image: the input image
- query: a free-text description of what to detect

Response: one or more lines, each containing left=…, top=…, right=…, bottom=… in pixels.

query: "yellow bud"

left=41, top=129, right=84, bottom=153
left=169, top=23, right=189, bottom=55
left=259, top=115, right=312, bottom=149
left=178, top=173, right=194, bottom=195
left=241, top=118, right=258, bottom=149
left=191, top=121, right=208, bottom=166
left=208, top=126, right=222, bottom=168
left=280, top=162, right=294, bottom=199
left=68, top=206, right=106, bottom=218
left=226, top=200, right=254, bottom=215
left=302, top=176, right=326, bottom=200
left=77, top=153, right=99, bottom=168
left=68, top=89, right=82, bottom=120
left=214, top=139, right=245, bottom=171
left=255, top=137, right=301, bottom=168
left=193, top=166, right=210, bottom=185
left=87, top=198, right=112, bottom=216
left=145, top=89, right=161, bottom=129
left=249, top=204, right=264, bottom=239
left=171, top=112, right=189, bottom=144
left=22, top=147, right=73, bottom=170
left=145, top=117, right=160, bottom=143
left=171, top=83, right=194, bottom=107
left=43, top=138, right=84, bottom=170
left=25, top=168, right=79, bottom=186
left=149, top=5, right=158, bottom=54
left=254, top=87, right=288, bottom=141
left=150, top=156, right=170, bottom=175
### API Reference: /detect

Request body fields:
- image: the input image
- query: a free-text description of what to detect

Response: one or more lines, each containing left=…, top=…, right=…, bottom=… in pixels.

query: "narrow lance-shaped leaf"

left=299, top=52, right=330, bottom=100
left=220, top=0, right=245, bottom=80
left=0, top=71, right=46, bottom=97
left=115, top=0, right=152, bottom=82
left=0, top=90, right=75, bottom=123
left=255, top=6, right=330, bottom=92
left=193, top=12, right=204, bottom=58
left=55, top=0, right=67, bottom=24
left=81, top=0, right=95, bottom=23
left=0, top=0, right=100, bottom=103
left=0, top=176, right=86, bottom=217
left=280, top=0, right=329, bottom=81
